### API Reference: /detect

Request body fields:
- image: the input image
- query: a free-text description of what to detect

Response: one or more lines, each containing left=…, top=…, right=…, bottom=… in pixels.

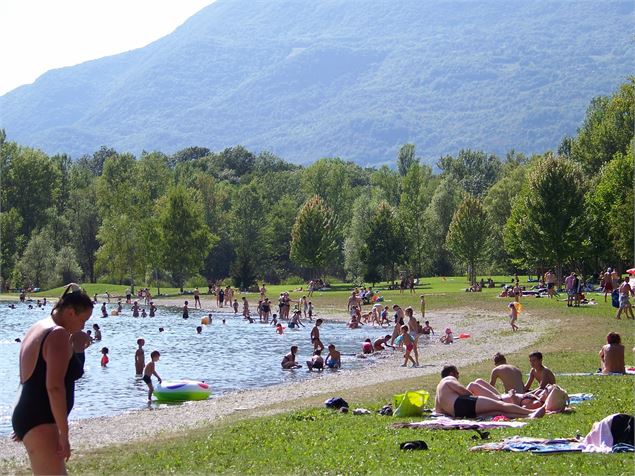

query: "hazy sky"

left=0, top=0, right=215, bottom=95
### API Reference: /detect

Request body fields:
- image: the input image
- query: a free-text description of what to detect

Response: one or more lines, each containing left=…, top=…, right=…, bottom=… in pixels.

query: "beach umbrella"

left=626, top=268, right=635, bottom=275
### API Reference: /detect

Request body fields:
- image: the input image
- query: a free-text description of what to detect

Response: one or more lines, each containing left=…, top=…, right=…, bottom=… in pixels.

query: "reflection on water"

left=0, top=300, right=387, bottom=436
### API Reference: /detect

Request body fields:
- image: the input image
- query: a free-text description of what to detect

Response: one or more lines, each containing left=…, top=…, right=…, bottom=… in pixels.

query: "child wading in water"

left=400, top=325, right=417, bottom=368
left=135, top=338, right=145, bottom=375
left=100, top=347, right=109, bottom=366
left=143, top=351, right=162, bottom=400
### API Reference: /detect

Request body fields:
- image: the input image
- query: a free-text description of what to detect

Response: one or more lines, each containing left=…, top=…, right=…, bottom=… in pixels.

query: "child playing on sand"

left=509, top=302, right=519, bottom=332
left=440, top=328, right=454, bottom=344
left=399, top=326, right=417, bottom=368
left=307, top=349, right=324, bottom=372
left=143, top=351, right=162, bottom=400
left=135, top=339, right=145, bottom=375
left=100, top=347, right=109, bottom=367
left=326, top=344, right=341, bottom=369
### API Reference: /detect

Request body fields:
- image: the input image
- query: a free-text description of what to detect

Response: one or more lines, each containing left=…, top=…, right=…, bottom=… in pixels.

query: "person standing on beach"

left=419, top=294, right=426, bottom=319
left=193, top=288, right=201, bottom=309
left=508, top=302, right=519, bottom=332
left=12, top=284, right=93, bottom=474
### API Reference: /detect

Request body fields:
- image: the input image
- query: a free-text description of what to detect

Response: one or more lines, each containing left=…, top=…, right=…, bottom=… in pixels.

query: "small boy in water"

left=325, top=344, right=341, bottom=369
left=100, top=347, right=109, bottom=367
left=183, top=301, right=189, bottom=319
left=135, top=338, right=145, bottom=375
left=233, top=299, right=239, bottom=314
left=308, top=301, right=314, bottom=321
left=196, top=326, right=203, bottom=334
left=311, top=319, right=324, bottom=352
left=143, top=351, right=162, bottom=401
left=399, top=326, right=417, bottom=368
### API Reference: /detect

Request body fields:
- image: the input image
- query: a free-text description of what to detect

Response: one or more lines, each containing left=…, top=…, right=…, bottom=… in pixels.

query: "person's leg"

left=475, top=396, right=545, bottom=418
left=466, top=379, right=501, bottom=400
left=23, top=424, right=67, bottom=475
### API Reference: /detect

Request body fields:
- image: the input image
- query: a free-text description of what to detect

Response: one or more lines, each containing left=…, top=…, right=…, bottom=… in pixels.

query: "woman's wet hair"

left=52, top=283, right=94, bottom=315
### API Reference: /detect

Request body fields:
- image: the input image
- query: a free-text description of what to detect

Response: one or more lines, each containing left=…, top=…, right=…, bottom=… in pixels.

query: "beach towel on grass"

left=471, top=436, right=581, bottom=453
left=568, top=393, right=593, bottom=405
left=393, top=417, right=527, bottom=430
left=558, top=370, right=635, bottom=376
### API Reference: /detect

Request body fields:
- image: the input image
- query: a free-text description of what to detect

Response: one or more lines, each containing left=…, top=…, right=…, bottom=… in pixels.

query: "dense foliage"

left=0, top=79, right=632, bottom=291
left=0, top=1, right=632, bottom=164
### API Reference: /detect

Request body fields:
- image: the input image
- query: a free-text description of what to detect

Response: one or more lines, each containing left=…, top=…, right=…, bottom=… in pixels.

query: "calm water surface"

left=0, top=301, right=386, bottom=436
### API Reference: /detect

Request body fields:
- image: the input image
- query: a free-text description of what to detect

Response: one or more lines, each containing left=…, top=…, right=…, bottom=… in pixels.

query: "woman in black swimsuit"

left=12, top=284, right=93, bottom=475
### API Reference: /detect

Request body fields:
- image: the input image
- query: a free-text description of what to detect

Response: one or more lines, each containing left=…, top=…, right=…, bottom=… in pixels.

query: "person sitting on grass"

left=281, top=346, right=301, bottom=369
left=489, top=352, right=524, bottom=393
left=524, top=351, right=556, bottom=392
left=435, top=365, right=545, bottom=419
left=599, top=332, right=625, bottom=374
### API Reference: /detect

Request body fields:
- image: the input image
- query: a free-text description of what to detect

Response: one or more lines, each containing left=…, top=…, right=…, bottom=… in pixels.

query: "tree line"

left=0, top=78, right=632, bottom=291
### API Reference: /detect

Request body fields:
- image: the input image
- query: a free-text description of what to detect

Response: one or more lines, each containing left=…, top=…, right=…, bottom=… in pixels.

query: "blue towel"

left=569, top=393, right=593, bottom=405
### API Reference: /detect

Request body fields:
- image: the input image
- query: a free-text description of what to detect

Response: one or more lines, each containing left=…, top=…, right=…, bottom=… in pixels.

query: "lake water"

left=0, top=301, right=384, bottom=436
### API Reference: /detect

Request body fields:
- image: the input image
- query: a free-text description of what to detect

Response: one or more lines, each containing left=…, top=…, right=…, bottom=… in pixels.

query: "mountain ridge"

left=1, top=0, right=633, bottom=164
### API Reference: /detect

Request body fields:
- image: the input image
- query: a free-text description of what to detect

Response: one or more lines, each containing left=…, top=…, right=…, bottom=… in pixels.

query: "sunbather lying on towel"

left=466, top=379, right=568, bottom=412
left=435, top=365, right=546, bottom=419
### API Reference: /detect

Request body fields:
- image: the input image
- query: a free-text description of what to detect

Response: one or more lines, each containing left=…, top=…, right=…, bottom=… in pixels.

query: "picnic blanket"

left=471, top=436, right=635, bottom=454
left=471, top=436, right=582, bottom=453
left=393, top=417, right=527, bottom=430
left=569, top=393, right=593, bottom=405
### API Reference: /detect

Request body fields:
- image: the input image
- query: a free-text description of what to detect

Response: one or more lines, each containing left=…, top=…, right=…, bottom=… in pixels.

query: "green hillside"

left=0, top=0, right=633, bottom=164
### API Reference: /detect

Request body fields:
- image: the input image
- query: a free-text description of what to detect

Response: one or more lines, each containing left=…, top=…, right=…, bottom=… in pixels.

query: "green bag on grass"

left=393, top=389, right=430, bottom=417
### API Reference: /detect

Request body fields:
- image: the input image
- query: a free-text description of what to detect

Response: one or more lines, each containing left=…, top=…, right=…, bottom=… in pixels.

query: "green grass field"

left=3, top=277, right=634, bottom=474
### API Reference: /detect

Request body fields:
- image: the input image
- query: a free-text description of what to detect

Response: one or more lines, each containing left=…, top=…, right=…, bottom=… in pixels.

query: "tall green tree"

left=0, top=209, right=25, bottom=289
left=568, top=77, right=634, bottom=173
left=290, top=195, right=339, bottom=276
left=398, top=162, right=436, bottom=276
left=228, top=183, right=265, bottom=288
left=585, top=150, right=634, bottom=264
left=422, top=177, right=465, bottom=275
left=438, top=149, right=502, bottom=197
left=360, top=202, right=405, bottom=285
left=445, top=195, right=490, bottom=284
left=503, top=156, right=586, bottom=281
left=397, top=143, right=417, bottom=177
left=17, top=231, right=56, bottom=288
left=54, top=246, right=83, bottom=285
left=157, top=185, right=216, bottom=291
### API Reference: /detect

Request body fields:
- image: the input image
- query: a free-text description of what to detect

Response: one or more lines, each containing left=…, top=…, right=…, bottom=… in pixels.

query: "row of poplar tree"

left=0, top=78, right=632, bottom=291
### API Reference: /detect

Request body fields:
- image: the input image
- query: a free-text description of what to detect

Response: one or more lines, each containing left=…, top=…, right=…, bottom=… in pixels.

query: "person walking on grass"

left=616, top=276, right=634, bottom=320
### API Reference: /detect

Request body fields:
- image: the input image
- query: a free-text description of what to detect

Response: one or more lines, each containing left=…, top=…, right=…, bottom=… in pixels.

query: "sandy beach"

left=0, top=301, right=550, bottom=468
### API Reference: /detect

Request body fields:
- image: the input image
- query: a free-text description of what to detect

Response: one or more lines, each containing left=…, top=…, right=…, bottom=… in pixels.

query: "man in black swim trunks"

left=434, top=365, right=545, bottom=419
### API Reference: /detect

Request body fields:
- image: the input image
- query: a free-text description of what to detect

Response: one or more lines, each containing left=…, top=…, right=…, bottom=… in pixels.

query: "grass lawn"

left=60, top=278, right=634, bottom=475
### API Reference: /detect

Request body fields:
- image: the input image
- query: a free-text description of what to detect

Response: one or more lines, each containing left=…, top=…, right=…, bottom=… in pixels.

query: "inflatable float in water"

left=153, top=380, right=211, bottom=402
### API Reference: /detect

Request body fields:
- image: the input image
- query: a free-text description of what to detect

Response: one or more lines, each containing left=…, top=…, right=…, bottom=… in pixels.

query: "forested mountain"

left=0, top=0, right=633, bottom=164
